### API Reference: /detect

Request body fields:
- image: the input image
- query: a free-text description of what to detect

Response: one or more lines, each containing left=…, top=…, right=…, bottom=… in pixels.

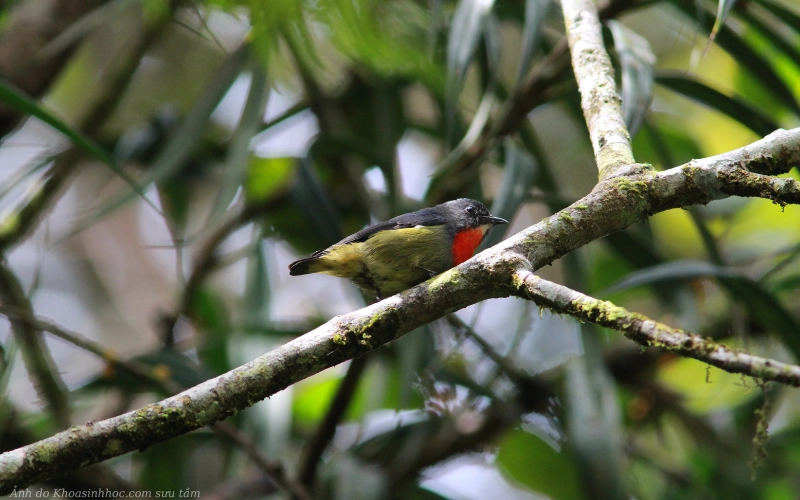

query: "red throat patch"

left=452, top=228, right=485, bottom=265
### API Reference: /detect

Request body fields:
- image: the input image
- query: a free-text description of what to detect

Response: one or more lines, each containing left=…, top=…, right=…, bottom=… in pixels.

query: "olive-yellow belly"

left=309, top=226, right=452, bottom=297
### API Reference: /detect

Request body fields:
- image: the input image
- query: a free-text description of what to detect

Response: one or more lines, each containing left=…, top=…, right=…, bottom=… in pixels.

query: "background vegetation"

left=0, top=0, right=799, bottom=498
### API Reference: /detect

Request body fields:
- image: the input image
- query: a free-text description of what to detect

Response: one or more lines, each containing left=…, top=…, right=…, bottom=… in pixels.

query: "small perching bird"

left=288, top=199, right=508, bottom=299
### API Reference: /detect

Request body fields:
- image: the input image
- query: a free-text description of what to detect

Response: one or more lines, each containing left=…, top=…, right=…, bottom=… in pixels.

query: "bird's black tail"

left=288, top=257, right=320, bottom=276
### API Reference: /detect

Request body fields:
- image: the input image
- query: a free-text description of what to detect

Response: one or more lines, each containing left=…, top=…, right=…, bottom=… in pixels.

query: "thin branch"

left=513, top=271, right=800, bottom=386
left=492, top=39, right=571, bottom=138
left=561, top=0, right=635, bottom=177
left=445, top=314, right=531, bottom=386
left=716, top=168, right=800, bottom=206
left=1, top=128, right=799, bottom=492
left=426, top=40, right=571, bottom=204
left=424, top=0, right=644, bottom=204
left=212, top=423, right=312, bottom=500
left=0, top=303, right=181, bottom=394
left=0, top=261, right=71, bottom=429
left=297, top=355, right=369, bottom=489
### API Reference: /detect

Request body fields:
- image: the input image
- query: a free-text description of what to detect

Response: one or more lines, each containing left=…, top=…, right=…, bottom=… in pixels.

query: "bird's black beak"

left=481, top=215, right=509, bottom=226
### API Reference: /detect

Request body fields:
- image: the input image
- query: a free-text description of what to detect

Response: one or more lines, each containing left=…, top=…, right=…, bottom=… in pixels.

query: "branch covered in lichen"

left=1, top=127, right=799, bottom=493
left=561, top=0, right=635, bottom=177
left=716, top=168, right=800, bottom=206
left=513, top=271, right=800, bottom=386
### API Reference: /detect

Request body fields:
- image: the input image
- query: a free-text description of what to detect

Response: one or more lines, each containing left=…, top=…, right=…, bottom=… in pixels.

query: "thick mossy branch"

left=1, top=128, right=799, bottom=492
left=561, top=0, right=635, bottom=177
left=514, top=271, right=800, bottom=386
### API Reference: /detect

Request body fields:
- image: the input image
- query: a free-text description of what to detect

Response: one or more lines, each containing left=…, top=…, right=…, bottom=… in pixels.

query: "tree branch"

left=561, top=0, right=635, bottom=177
left=0, top=260, right=71, bottom=430
left=0, top=303, right=182, bottom=395
left=0, top=127, right=799, bottom=493
left=211, top=423, right=312, bottom=500
left=513, top=271, right=800, bottom=386
left=297, top=355, right=369, bottom=489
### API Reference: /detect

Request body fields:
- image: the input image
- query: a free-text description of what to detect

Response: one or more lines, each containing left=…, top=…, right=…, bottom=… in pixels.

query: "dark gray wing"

left=310, top=207, right=446, bottom=257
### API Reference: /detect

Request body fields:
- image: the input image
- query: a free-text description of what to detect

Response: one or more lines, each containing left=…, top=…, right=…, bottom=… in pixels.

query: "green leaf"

left=156, top=177, right=192, bottom=236
left=480, top=139, right=536, bottom=250
left=243, top=226, right=270, bottom=329
left=687, top=208, right=725, bottom=265
left=0, top=80, right=159, bottom=213
left=565, top=333, right=628, bottom=499
left=256, top=101, right=308, bottom=135
left=213, top=62, right=269, bottom=218
left=755, top=0, right=800, bottom=34
left=394, top=326, right=437, bottom=408
left=332, top=78, right=406, bottom=210
left=398, top=485, right=449, bottom=500
left=291, top=155, right=343, bottom=246
left=143, top=43, right=248, bottom=185
left=36, top=0, right=138, bottom=62
left=446, top=0, right=496, bottom=138
left=0, top=154, right=54, bottom=202
left=518, top=122, right=558, bottom=194
left=638, top=123, right=725, bottom=264
left=709, top=0, right=739, bottom=46
left=656, top=72, right=780, bottom=136
left=658, top=355, right=760, bottom=413
left=636, top=118, right=705, bottom=171
left=192, top=288, right=233, bottom=375
left=0, top=337, right=18, bottom=435
left=602, top=260, right=800, bottom=359
left=496, top=429, right=585, bottom=500
left=607, top=21, right=656, bottom=136
left=314, top=0, right=442, bottom=90
left=247, top=0, right=317, bottom=68
left=89, top=44, right=250, bottom=221
left=248, top=154, right=344, bottom=253
left=244, top=156, right=297, bottom=204
left=670, top=0, right=800, bottom=116
left=136, top=434, right=210, bottom=491
left=353, top=410, right=435, bottom=462
left=515, top=0, right=550, bottom=89
left=0, top=80, right=112, bottom=164
left=740, top=3, right=800, bottom=72
left=759, top=241, right=800, bottom=283
left=292, top=373, right=342, bottom=427
left=483, top=14, right=502, bottom=86
left=601, top=227, right=664, bottom=270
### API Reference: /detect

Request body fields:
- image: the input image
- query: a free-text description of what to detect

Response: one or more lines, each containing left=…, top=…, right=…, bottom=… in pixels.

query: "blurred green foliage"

left=0, top=0, right=799, bottom=498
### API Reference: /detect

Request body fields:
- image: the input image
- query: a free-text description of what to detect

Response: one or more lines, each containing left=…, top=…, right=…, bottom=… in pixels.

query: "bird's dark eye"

left=466, top=205, right=476, bottom=215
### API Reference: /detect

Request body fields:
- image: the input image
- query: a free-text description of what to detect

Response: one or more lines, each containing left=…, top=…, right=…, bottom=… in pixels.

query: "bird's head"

left=440, top=198, right=509, bottom=233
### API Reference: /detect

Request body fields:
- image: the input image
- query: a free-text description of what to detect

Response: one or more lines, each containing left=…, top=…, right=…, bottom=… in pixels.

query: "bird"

left=288, top=198, right=508, bottom=299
